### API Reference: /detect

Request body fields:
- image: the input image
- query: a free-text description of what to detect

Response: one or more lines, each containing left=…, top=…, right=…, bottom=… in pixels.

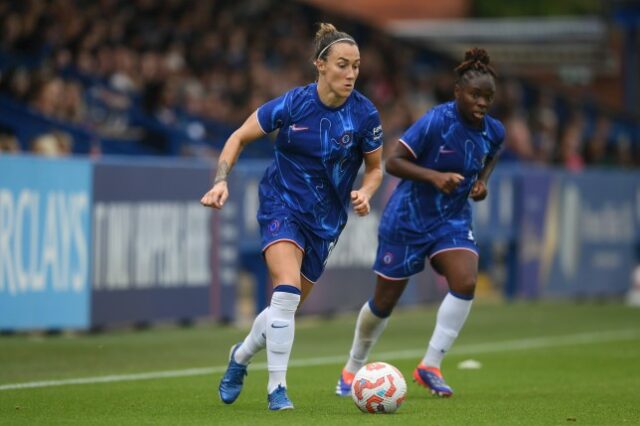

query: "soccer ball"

left=351, top=362, right=407, bottom=414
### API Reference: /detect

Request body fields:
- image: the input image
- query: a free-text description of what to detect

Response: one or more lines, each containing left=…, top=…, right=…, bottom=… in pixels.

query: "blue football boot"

left=267, top=385, right=294, bottom=411
left=335, top=369, right=355, bottom=397
left=218, top=343, right=248, bottom=404
left=413, top=364, right=453, bottom=397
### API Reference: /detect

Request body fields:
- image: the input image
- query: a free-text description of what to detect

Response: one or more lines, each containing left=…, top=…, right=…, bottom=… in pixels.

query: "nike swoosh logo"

left=439, top=147, right=455, bottom=154
left=291, top=124, right=308, bottom=132
left=271, top=323, right=289, bottom=329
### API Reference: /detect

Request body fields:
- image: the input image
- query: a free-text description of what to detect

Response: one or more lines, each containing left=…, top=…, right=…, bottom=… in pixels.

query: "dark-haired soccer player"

left=336, top=48, right=504, bottom=398
left=201, top=23, right=383, bottom=410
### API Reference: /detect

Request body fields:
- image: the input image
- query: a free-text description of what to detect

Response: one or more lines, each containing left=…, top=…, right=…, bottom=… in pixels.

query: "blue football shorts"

left=257, top=192, right=335, bottom=284
left=373, top=226, right=479, bottom=281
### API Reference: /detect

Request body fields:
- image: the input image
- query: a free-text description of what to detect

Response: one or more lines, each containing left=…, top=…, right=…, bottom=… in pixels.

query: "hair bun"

left=464, top=48, right=490, bottom=65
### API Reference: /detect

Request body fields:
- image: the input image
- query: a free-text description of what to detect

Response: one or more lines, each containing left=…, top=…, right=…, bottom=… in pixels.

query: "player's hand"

left=200, top=181, right=228, bottom=209
left=433, top=172, right=464, bottom=194
left=470, top=180, right=488, bottom=201
left=350, top=190, right=371, bottom=216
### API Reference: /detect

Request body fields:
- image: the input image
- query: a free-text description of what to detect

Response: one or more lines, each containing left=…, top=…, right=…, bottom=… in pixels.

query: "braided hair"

left=454, top=48, right=497, bottom=85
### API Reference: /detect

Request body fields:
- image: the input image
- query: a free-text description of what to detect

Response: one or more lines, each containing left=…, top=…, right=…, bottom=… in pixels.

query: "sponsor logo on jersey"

left=372, top=125, right=383, bottom=141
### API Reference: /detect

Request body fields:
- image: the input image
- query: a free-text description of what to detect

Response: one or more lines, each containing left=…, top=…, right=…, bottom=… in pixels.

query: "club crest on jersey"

left=337, top=131, right=354, bottom=147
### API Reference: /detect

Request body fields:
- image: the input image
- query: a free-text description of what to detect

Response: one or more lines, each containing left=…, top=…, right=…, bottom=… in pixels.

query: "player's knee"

left=451, top=277, right=476, bottom=297
left=372, top=292, right=401, bottom=317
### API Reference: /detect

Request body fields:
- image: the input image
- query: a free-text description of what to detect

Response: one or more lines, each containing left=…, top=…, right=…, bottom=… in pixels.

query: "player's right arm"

left=385, top=141, right=463, bottom=195
left=200, top=110, right=266, bottom=209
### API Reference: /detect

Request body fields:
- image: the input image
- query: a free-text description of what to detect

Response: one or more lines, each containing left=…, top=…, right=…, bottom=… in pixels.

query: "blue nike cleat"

left=267, top=385, right=294, bottom=411
left=413, top=364, right=454, bottom=397
left=218, top=343, right=248, bottom=404
left=335, top=369, right=355, bottom=397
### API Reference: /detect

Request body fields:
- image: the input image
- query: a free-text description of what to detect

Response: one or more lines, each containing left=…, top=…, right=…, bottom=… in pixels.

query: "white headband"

left=316, top=37, right=355, bottom=60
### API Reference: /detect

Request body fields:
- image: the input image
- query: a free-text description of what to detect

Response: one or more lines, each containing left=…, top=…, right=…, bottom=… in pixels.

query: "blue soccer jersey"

left=379, top=101, right=504, bottom=245
left=256, top=83, right=383, bottom=241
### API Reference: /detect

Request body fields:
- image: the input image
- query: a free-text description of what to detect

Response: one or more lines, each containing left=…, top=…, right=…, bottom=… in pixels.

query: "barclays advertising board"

left=0, top=156, right=92, bottom=330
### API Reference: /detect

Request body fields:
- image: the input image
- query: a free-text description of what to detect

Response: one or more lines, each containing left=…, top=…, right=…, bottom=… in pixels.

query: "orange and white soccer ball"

left=351, top=362, right=407, bottom=414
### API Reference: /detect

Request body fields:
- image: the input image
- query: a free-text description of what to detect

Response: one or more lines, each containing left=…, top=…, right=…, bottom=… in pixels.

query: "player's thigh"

left=264, top=241, right=304, bottom=288
left=430, top=249, right=478, bottom=292
left=372, top=274, right=409, bottom=313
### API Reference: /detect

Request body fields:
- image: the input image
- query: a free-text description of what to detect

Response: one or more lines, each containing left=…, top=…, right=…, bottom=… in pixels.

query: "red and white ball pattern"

left=351, top=362, right=407, bottom=414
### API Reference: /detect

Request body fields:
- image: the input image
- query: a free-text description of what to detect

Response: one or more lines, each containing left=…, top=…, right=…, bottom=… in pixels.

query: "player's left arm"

left=351, top=148, right=383, bottom=216
left=470, top=154, right=499, bottom=201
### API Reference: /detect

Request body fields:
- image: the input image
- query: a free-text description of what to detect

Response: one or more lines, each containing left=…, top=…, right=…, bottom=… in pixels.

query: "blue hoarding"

left=91, top=159, right=235, bottom=325
left=0, top=156, right=92, bottom=329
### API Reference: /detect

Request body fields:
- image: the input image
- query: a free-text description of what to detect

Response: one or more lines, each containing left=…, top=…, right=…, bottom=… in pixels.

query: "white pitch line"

left=1, top=329, right=638, bottom=392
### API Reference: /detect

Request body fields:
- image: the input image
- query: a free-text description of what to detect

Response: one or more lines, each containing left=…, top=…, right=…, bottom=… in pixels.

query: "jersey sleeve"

left=398, top=109, right=437, bottom=159
left=256, top=91, right=292, bottom=134
left=360, top=108, right=383, bottom=153
left=487, top=120, right=506, bottom=158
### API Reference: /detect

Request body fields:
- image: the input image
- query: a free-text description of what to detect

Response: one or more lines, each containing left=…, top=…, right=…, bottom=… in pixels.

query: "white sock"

left=344, top=300, right=390, bottom=375
left=266, top=285, right=300, bottom=393
left=422, top=292, right=473, bottom=368
left=234, top=308, right=268, bottom=365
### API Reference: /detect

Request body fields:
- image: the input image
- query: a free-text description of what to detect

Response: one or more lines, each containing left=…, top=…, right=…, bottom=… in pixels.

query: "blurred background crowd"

left=0, top=0, right=638, bottom=169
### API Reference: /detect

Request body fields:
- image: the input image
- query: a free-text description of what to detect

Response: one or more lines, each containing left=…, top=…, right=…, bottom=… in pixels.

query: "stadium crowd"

left=0, top=0, right=637, bottom=168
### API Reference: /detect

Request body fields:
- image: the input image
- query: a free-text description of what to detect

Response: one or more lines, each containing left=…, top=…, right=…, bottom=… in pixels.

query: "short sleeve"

left=487, top=121, right=505, bottom=158
left=398, top=110, right=437, bottom=159
left=360, top=109, right=383, bottom=153
left=256, top=92, right=291, bottom=134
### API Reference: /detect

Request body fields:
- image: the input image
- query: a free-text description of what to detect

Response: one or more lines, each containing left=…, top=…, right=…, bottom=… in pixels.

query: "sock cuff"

left=367, top=298, right=391, bottom=319
left=448, top=289, right=474, bottom=301
left=273, top=284, right=302, bottom=295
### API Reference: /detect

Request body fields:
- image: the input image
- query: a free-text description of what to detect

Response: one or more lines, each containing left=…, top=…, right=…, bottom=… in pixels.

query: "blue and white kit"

left=256, top=83, right=383, bottom=282
left=374, top=101, right=504, bottom=280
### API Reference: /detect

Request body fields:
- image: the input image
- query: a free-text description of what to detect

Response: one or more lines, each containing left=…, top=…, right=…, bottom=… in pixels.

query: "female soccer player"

left=336, top=48, right=504, bottom=398
left=200, top=23, right=383, bottom=410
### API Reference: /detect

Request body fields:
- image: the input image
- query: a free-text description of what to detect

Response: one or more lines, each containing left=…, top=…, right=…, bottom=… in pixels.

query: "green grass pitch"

left=1, top=302, right=639, bottom=425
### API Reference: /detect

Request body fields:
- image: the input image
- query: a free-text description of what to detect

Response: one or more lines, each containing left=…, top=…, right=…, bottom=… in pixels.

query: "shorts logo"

left=468, top=230, right=475, bottom=241
left=382, top=252, right=394, bottom=265
left=269, top=219, right=280, bottom=233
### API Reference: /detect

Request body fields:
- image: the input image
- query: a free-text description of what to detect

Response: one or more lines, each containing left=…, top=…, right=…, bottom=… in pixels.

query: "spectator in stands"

left=30, top=76, right=65, bottom=119
left=584, top=115, right=612, bottom=165
left=559, top=109, right=585, bottom=171
left=30, top=131, right=73, bottom=156
left=530, top=89, right=559, bottom=164
left=0, top=128, right=20, bottom=153
left=0, top=67, right=31, bottom=102
left=0, top=0, right=634, bottom=164
left=493, top=79, right=535, bottom=162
